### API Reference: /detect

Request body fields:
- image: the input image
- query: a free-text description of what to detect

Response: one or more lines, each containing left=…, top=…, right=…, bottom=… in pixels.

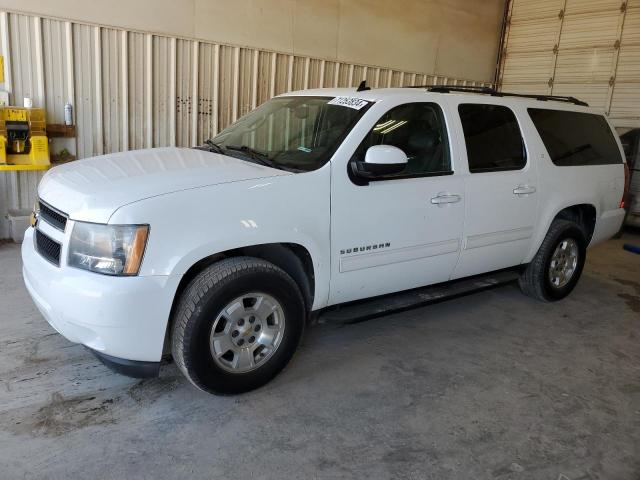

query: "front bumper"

left=88, top=348, right=160, bottom=378
left=22, top=227, right=181, bottom=365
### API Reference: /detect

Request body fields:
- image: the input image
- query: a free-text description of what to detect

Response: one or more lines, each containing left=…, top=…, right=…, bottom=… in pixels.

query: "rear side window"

left=458, top=104, right=526, bottom=173
left=528, top=109, right=622, bottom=166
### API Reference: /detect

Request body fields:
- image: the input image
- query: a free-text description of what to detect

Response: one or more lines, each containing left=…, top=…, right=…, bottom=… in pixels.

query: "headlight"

left=68, top=222, right=149, bottom=276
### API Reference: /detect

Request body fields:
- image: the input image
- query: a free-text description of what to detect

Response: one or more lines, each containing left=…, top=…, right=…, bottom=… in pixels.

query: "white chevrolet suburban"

left=22, top=85, right=628, bottom=394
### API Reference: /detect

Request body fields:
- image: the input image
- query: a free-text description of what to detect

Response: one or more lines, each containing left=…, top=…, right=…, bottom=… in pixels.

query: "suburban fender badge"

left=340, top=242, right=391, bottom=255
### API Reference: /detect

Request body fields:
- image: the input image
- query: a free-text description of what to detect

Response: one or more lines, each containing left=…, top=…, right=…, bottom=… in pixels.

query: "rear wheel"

left=518, top=219, right=587, bottom=302
left=171, top=257, right=306, bottom=394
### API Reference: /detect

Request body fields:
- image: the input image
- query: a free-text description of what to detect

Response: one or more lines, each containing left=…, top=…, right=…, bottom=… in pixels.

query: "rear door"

left=451, top=102, right=539, bottom=279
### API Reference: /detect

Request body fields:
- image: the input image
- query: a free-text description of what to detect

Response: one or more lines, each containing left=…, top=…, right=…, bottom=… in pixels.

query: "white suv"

left=22, top=86, right=628, bottom=394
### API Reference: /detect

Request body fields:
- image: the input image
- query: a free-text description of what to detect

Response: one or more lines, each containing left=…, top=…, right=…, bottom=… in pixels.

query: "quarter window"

left=353, top=102, right=451, bottom=177
left=459, top=104, right=526, bottom=173
left=528, top=108, right=622, bottom=166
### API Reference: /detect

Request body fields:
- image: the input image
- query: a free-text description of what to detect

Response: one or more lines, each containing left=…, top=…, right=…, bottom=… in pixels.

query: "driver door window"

left=353, top=102, right=451, bottom=177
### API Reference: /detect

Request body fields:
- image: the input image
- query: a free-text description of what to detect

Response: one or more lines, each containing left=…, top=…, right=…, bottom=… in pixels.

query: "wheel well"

left=241, top=243, right=315, bottom=310
left=165, top=243, right=315, bottom=346
left=554, top=204, right=597, bottom=242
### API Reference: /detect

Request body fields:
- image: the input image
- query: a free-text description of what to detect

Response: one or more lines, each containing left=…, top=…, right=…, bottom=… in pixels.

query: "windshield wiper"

left=204, top=143, right=301, bottom=172
left=225, top=145, right=284, bottom=170
left=204, top=139, right=225, bottom=154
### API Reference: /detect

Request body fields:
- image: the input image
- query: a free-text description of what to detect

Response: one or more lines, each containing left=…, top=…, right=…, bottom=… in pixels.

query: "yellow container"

left=0, top=106, right=50, bottom=169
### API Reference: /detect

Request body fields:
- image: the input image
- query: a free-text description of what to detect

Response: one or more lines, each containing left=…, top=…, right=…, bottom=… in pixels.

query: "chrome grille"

left=35, top=229, right=62, bottom=266
left=39, top=200, right=68, bottom=232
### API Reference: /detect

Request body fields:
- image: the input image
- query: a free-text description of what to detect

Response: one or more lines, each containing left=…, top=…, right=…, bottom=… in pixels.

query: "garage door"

left=498, top=0, right=640, bottom=129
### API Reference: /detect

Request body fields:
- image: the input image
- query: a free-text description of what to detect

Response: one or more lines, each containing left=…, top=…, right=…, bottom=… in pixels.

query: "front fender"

left=109, top=168, right=331, bottom=309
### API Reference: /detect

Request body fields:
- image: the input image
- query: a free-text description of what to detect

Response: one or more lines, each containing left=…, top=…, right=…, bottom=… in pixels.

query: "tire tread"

left=171, top=256, right=303, bottom=393
left=519, top=219, right=585, bottom=302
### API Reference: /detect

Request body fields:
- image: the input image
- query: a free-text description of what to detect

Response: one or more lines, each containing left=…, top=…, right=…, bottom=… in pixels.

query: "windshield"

left=206, top=96, right=370, bottom=172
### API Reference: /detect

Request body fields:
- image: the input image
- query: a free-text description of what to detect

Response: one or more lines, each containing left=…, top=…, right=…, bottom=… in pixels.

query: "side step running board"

left=317, top=270, right=520, bottom=325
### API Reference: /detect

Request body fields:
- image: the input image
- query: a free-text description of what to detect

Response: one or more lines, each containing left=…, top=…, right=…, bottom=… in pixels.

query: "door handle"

left=513, top=185, right=536, bottom=195
left=431, top=194, right=461, bottom=205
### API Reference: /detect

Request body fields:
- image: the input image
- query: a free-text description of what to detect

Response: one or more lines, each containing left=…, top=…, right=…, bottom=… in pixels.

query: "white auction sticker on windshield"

left=327, top=97, right=369, bottom=110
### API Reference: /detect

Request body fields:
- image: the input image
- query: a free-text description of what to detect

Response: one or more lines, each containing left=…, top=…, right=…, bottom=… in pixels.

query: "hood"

left=38, top=147, right=291, bottom=223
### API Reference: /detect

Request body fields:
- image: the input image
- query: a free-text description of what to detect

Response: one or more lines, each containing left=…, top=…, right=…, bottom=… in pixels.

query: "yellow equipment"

left=0, top=107, right=50, bottom=169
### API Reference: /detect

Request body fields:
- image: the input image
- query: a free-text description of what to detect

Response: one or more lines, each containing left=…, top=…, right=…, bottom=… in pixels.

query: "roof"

left=282, top=86, right=595, bottom=112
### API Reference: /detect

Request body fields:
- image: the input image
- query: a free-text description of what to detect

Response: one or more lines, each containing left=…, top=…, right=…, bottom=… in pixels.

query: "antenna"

left=356, top=80, right=370, bottom=92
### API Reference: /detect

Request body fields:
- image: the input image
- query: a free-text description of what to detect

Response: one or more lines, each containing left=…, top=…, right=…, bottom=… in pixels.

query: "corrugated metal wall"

left=498, top=0, right=640, bottom=127
left=0, top=9, right=491, bottom=238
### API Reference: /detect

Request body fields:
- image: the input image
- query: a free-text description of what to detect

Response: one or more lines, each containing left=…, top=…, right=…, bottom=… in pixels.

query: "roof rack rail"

left=408, top=84, right=589, bottom=107
left=410, top=85, right=493, bottom=93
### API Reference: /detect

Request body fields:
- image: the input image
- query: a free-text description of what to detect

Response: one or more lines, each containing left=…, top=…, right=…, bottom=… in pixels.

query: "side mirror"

left=353, top=145, right=408, bottom=178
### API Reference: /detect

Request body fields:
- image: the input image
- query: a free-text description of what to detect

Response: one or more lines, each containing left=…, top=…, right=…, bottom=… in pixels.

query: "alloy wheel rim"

left=209, top=292, right=285, bottom=373
left=548, top=238, right=579, bottom=289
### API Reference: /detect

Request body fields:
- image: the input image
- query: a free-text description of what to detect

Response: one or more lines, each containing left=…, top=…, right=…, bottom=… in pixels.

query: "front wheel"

left=171, top=257, right=306, bottom=394
left=518, top=219, right=587, bottom=302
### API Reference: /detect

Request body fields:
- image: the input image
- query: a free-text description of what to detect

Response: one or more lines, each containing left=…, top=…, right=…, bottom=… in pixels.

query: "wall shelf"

left=46, top=124, right=76, bottom=138
left=0, top=164, right=49, bottom=171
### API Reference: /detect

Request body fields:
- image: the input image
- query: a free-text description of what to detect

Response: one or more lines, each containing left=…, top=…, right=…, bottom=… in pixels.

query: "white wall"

left=0, top=0, right=505, bottom=82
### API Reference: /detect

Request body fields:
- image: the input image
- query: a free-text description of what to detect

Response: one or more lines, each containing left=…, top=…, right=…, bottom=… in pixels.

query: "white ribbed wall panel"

left=174, top=38, right=194, bottom=149
left=42, top=18, right=72, bottom=125
left=73, top=23, right=101, bottom=159
left=101, top=28, right=125, bottom=154
left=197, top=42, right=217, bottom=145
left=237, top=48, right=254, bottom=120
left=152, top=36, right=175, bottom=148
left=128, top=32, right=151, bottom=150
left=0, top=9, right=490, bottom=238
left=9, top=14, right=42, bottom=107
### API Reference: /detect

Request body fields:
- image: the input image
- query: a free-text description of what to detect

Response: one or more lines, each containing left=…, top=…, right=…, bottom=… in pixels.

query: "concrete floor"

left=0, top=233, right=639, bottom=480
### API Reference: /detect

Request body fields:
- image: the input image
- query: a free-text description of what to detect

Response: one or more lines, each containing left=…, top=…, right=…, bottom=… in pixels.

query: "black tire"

left=518, top=219, right=587, bottom=302
left=171, top=256, right=306, bottom=395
